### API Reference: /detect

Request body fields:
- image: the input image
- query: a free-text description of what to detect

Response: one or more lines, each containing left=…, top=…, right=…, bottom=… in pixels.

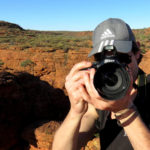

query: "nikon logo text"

left=104, top=59, right=115, bottom=64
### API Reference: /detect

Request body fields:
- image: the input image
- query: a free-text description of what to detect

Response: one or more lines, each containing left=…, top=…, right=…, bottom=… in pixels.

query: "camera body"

left=86, top=45, right=131, bottom=100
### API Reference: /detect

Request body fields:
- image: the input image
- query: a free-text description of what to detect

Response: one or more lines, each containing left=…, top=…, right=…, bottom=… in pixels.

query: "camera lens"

left=104, top=72, right=118, bottom=86
left=93, top=62, right=130, bottom=100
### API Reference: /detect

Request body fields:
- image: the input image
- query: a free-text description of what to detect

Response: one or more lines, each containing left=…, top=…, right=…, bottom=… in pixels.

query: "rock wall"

left=0, top=71, right=70, bottom=150
left=0, top=48, right=93, bottom=150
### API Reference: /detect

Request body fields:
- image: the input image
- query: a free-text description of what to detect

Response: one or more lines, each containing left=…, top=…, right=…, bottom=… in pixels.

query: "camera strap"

left=137, top=69, right=150, bottom=98
left=136, top=70, right=150, bottom=126
left=137, top=70, right=147, bottom=97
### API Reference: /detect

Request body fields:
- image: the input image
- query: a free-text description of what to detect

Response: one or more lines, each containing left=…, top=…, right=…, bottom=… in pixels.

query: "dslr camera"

left=84, top=45, right=131, bottom=100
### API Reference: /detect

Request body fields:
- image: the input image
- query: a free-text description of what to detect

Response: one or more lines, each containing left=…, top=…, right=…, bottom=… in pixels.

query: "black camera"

left=85, top=45, right=131, bottom=100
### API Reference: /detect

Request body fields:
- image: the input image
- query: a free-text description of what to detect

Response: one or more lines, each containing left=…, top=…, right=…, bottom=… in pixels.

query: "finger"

left=67, top=61, right=92, bottom=80
left=125, top=70, right=134, bottom=96
left=66, top=78, right=84, bottom=91
left=83, top=72, right=92, bottom=94
left=130, top=87, right=138, bottom=99
left=83, top=71, right=99, bottom=99
left=71, top=70, right=91, bottom=82
left=78, top=85, right=91, bottom=103
left=89, top=68, right=100, bottom=96
left=125, top=87, right=138, bottom=107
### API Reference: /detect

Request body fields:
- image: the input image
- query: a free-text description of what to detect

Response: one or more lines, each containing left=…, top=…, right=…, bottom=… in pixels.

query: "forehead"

left=127, top=51, right=132, bottom=55
left=94, top=51, right=132, bottom=57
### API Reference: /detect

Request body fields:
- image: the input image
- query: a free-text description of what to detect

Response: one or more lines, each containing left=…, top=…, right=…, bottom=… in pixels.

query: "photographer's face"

left=127, top=51, right=140, bottom=82
left=94, top=49, right=140, bottom=82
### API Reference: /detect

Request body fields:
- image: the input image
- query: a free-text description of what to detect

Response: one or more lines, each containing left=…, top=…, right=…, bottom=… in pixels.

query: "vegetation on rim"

left=0, top=21, right=150, bottom=54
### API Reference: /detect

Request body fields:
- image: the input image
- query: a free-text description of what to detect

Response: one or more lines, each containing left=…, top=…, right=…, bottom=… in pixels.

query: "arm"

left=52, top=108, right=83, bottom=150
left=52, top=61, right=98, bottom=150
left=115, top=107, right=150, bottom=150
left=77, top=103, right=98, bottom=148
left=124, top=115, right=150, bottom=150
left=52, top=103, right=98, bottom=150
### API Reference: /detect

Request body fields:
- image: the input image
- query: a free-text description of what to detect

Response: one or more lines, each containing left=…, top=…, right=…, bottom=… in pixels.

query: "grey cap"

left=88, top=18, right=136, bottom=57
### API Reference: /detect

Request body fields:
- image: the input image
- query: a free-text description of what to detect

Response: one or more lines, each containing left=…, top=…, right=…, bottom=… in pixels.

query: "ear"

left=136, top=41, right=140, bottom=49
left=135, top=41, right=141, bottom=61
left=135, top=49, right=141, bottom=61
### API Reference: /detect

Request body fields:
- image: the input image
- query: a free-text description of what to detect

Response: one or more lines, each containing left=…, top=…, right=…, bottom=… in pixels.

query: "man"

left=52, top=18, right=150, bottom=150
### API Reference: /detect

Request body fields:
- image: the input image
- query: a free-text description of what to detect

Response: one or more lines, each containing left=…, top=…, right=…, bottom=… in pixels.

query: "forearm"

left=52, top=110, right=83, bottom=150
left=117, top=109, right=150, bottom=150
left=123, top=115, right=150, bottom=150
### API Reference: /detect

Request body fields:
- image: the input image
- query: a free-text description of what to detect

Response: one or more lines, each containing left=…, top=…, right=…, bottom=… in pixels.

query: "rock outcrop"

left=0, top=47, right=150, bottom=150
left=0, top=71, right=69, bottom=150
left=0, top=21, right=24, bottom=30
left=0, top=47, right=95, bottom=149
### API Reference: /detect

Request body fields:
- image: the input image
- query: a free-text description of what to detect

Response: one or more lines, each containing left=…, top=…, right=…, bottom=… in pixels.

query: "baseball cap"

left=88, top=18, right=136, bottom=57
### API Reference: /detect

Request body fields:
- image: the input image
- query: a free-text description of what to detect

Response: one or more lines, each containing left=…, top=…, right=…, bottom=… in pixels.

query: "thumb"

left=130, top=87, right=138, bottom=99
left=128, top=87, right=138, bottom=106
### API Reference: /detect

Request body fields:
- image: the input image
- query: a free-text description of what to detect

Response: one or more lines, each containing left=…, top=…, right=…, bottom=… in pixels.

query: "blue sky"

left=0, top=0, right=150, bottom=31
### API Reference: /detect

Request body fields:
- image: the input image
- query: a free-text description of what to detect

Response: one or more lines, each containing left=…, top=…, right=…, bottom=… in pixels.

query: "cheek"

left=128, top=61, right=138, bottom=80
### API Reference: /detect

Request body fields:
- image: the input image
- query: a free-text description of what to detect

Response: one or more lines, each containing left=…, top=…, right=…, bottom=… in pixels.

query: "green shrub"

left=0, top=60, right=4, bottom=66
left=21, top=59, right=34, bottom=67
left=141, top=49, right=146, bottom=54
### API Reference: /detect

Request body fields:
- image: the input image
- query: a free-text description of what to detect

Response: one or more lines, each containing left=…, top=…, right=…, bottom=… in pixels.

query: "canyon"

left=0, top=21, right=150, bottom=150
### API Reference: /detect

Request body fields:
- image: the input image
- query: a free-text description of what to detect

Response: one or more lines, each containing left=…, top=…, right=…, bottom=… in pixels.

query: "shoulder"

left=146, top=74, right=150, bottom=83
left=146, top=74, right=150, bottom=97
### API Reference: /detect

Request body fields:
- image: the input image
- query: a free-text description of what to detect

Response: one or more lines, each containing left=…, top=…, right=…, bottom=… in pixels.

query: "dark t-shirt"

left=95, top=71, right=150, bottom=150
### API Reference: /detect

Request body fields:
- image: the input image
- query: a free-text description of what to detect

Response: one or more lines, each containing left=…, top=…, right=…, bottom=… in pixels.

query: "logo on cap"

left=98, top=39, right=114, bottom=52
left=100, top=29, right=115, bottom=40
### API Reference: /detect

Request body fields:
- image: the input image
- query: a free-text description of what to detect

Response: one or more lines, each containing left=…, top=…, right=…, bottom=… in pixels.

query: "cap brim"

left=114, top=41, right=132, bottom=53
left=88, top=41, right=132, bottom=57
left=88, top=43, right=101, bottom=57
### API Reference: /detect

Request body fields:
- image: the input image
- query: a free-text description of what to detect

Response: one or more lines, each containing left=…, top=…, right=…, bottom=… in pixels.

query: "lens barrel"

left=93, top=61, right=130, bottom=100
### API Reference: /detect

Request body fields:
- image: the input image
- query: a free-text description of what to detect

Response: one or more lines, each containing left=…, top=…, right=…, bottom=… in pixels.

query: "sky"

left=0, top=0, right=150, bottom=31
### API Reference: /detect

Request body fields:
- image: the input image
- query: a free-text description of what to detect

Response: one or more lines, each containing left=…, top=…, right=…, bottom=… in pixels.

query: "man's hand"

left=65, top=60, right=137, bottom=114
left=82, top=67, right=138, bottom=112
left=65, top=61, right=92, bottom=116
left=53, top=61, right=98, bottom=150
